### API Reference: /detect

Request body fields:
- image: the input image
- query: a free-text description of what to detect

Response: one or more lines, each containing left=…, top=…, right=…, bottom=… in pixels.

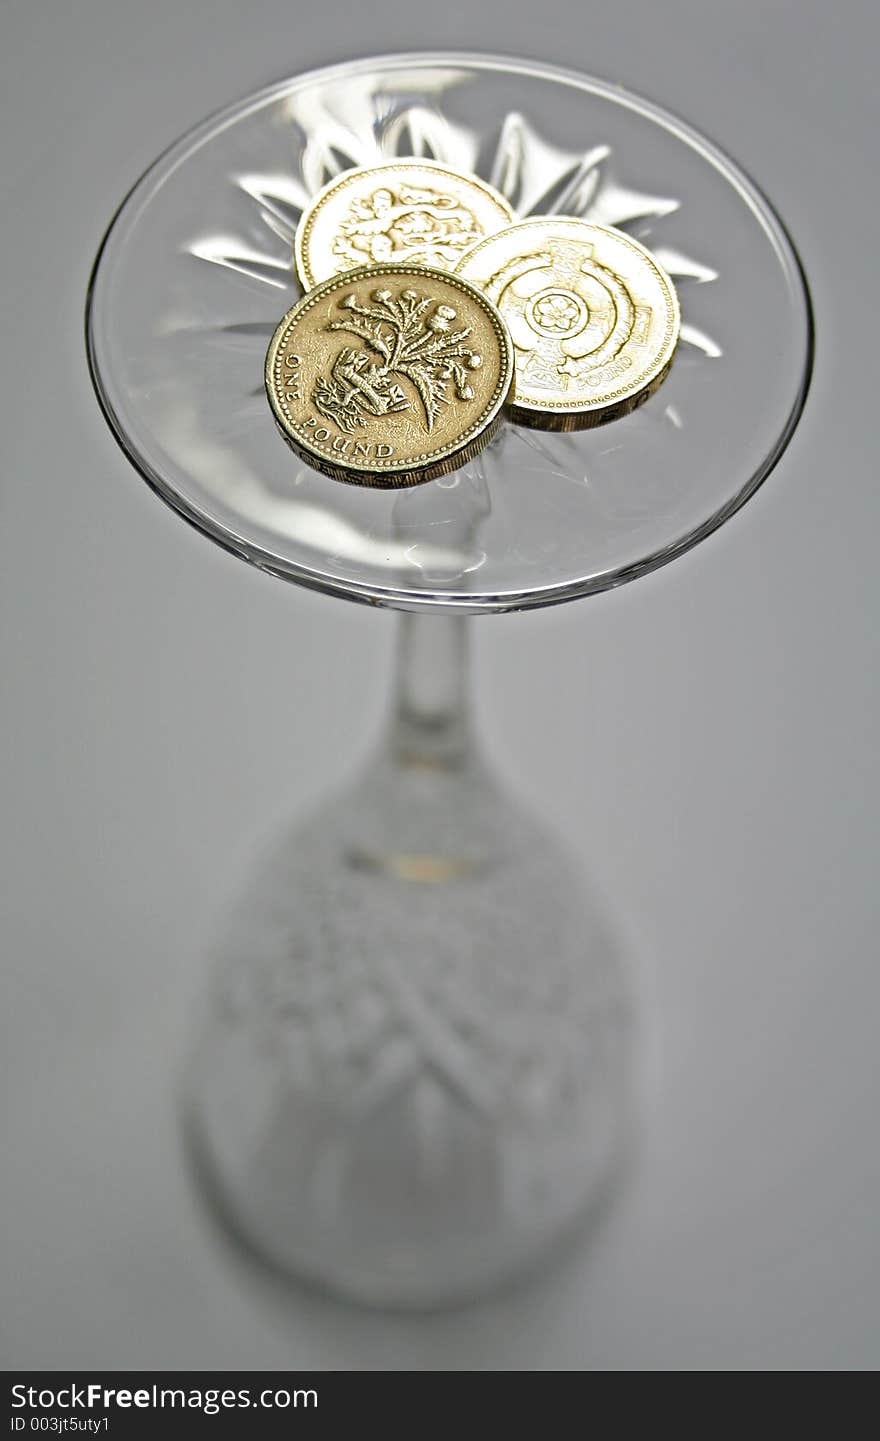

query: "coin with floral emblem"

left=265, top=263, right=514, bottom=486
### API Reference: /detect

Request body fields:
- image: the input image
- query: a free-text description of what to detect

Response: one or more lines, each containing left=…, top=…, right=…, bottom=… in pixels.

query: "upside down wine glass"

left=86, top=54, right=812, bottom=1307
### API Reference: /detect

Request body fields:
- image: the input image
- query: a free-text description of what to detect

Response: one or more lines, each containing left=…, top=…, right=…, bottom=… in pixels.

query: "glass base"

left=182, top=618, right=635, bottom=1308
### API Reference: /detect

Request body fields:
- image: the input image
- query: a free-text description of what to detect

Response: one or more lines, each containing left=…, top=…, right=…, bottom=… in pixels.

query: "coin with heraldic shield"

left=265, top=264, right=514, bottom=487
left=455, top=217, right=680, bottom=427
left=294, top=159, right=515, bottom=289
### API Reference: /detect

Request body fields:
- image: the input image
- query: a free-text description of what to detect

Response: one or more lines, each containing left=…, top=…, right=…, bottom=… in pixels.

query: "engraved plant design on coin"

left=265, top=264, right=513, bottom=487
left=313, top=287, right=483, bottom=435
left=531, top=290, right=585, bottom=334
left=333, top=185, right=485, bottom=271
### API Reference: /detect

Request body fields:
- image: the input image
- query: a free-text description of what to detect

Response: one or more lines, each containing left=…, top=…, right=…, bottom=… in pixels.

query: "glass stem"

left=390, top=612, right=472, bottom=770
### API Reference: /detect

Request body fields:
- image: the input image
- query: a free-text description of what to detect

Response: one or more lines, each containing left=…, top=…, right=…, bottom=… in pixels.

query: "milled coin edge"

left=269, top=406, right=507, bottom=488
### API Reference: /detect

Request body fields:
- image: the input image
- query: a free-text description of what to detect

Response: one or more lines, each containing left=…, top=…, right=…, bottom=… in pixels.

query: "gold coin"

left=265, top=263, right=514, bottom=488
left=455, top=217, right=680, bottom=426
left=294, top=160, right=515, bottom=289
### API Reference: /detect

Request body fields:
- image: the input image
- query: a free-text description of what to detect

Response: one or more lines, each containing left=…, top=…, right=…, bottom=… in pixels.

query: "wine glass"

left=86, top=53, right=812, bottom=1307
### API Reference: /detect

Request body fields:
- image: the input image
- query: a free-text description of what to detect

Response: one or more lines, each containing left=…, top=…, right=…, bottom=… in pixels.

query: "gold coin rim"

left=294, top=158, right=516, bottom=290
left=264, top=262, right=515, bottom=485
left=455, top=216, right=681, bottom=416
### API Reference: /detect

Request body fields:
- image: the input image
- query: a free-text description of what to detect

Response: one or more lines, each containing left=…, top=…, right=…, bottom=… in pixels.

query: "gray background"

left=1, top=0, right=877, bottom=1371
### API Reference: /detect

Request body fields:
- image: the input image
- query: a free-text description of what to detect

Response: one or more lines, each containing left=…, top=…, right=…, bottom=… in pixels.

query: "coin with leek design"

left=456, top=217, right=680, bottom=428
left=294, top=159, right=515, bottom=289
left=265, top=264, right=514, bottom=487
